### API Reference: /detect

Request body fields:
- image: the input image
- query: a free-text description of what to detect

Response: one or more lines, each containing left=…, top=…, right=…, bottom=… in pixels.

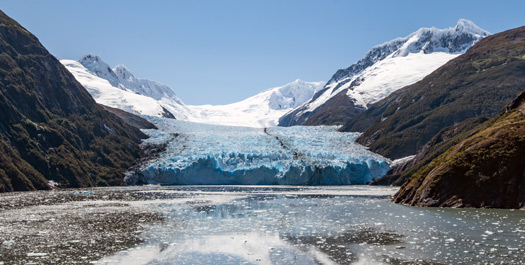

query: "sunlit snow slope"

left=125, top=118, right=390, bottom=185
left=61, top=56, right=324, bottom=127
left=61, top=57, right=192, bottom=119
left=279, top=19, right=490, bottom=126
left=61, top=59, right=189, bottom=118
left=188, top=79, right=325, bottom=127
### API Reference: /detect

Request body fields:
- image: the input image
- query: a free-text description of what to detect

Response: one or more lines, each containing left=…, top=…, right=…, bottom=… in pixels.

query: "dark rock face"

left=393, top=91, right=525, bottom=208
left=0, top=10, right=146, bottom=191
left=279, top=90, right=365, bottom=126
left=342, top=26, right=525, bottom=160
left=371, top=116, right=490, bottom=186
left=101, top=105, right=157, bottom=129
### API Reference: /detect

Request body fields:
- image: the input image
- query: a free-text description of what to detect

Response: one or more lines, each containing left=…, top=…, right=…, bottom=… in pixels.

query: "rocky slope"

left=342, top=26, right=525, bottom=160
left=393, top=90, right=525, bottom=208
left=279, top=19, right=488, bottom=126
left=101, top=105, right=157, bottom=130
left=371, top=116, right=490, bottom=186
left=0, top=10, right=146, bottom=192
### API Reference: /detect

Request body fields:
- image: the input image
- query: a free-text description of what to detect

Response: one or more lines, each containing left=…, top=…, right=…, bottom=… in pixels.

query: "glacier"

left=125, top=117, right=390, bottom=185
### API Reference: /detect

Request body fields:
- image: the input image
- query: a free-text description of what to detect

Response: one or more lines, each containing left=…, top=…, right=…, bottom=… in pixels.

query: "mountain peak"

left=268, top=80, right=325, bottom=111
left=113, top=64, right=134, bottom=81
left=79, top=54, right=101, bottom=62
left=74, top=54, right=184, bottom=104
left=455, top=19, right=489, bottom=36
left=326, top=20, right=489, bottom=87
left=78, top=54, right=120, bottom=87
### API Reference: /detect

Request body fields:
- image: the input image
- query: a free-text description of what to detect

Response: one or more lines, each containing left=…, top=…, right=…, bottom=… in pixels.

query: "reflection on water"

left=92, top=186, right=525, bottom=264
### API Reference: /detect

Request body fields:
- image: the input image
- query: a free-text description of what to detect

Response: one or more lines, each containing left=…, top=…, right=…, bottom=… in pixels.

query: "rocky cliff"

left=393, top=90, right=525, bottom=208
left=0, top=10, right=146, bottom=191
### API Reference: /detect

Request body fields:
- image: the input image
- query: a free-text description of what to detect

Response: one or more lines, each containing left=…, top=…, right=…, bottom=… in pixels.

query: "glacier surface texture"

left=126, top=117, right=390, bottom=185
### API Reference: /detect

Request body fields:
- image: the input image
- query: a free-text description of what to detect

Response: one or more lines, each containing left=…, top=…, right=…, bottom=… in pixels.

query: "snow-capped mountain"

left=113, top=64, right=183, bottom=104
left=62, top=55, right=324, bottom=127
left=187, top=79, right=325, bottom=127
left=279, top=19, right=490, bottom=126
left=63, top=55, right=192, bottom=119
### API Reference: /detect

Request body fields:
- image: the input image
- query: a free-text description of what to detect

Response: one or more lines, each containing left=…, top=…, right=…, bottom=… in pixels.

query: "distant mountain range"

left=62, top=57, right=324, bottom=127
left=279, top=19, right=489, bottom=126
left=62, top=19, right=489, bottom=130
left=186, top=79, right=325, bottom=127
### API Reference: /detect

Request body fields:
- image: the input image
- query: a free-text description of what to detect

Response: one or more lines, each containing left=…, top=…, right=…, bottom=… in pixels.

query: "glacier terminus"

left=125, top=117, right=390, bottom=185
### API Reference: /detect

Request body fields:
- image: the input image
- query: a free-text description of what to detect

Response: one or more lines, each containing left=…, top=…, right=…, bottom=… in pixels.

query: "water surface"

left=1, top=186, right=524, bottom=264
left=98, top=186, right=525, bottom=264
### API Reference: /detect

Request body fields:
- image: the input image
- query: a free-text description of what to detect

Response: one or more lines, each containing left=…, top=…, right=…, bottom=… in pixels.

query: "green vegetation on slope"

left=0, top=10, right=146, bottom=191
left=341, top=26, right=525, bottom=160
left=371, top=116, right=492, bottom=186
left=393, top=91, right=525, bottom=208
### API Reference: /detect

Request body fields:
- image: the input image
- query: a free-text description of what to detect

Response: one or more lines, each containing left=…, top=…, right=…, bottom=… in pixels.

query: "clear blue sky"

left=1, top=0, right=524, bottom=104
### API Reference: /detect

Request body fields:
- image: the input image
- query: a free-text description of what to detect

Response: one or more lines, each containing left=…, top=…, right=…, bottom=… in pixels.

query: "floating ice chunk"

left=27, top=253, right=47, bottom=257
left=2, top=240, right=14, bottom=246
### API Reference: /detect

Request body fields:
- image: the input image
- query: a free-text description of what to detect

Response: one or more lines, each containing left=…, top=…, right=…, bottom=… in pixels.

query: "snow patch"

left=390, top=155, right=416, bottom=167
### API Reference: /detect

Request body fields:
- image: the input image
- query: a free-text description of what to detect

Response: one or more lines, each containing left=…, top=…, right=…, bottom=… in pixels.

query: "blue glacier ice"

left=125, top=117, right=390, bottom=185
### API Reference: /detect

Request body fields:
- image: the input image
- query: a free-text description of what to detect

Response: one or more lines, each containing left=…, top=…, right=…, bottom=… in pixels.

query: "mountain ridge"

left=62, top=56, right=325, bottom=127
left=279, top=19, right=489, bottom=127
left=341, top=25, right=525, bottom=160
left=393, top=88, right=525, bottom=208
left=0, top=10, right=146, bottom=191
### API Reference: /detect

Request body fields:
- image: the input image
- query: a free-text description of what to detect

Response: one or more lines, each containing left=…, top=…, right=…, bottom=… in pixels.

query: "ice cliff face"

left=125, top=118, right=390, bottom=185
left=279, top=19, right=490, bottom=126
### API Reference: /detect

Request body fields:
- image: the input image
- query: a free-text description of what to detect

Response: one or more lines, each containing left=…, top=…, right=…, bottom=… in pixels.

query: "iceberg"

left=126, top=117, right=390, bottom=185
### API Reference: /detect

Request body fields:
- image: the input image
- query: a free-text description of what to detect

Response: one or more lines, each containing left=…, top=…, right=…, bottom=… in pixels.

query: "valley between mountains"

left=1, top=9, right=525, bottom=210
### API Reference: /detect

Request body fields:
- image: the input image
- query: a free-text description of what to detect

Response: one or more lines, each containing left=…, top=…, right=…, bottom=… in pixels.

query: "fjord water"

left=87, top=186, right=525, bottom=265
